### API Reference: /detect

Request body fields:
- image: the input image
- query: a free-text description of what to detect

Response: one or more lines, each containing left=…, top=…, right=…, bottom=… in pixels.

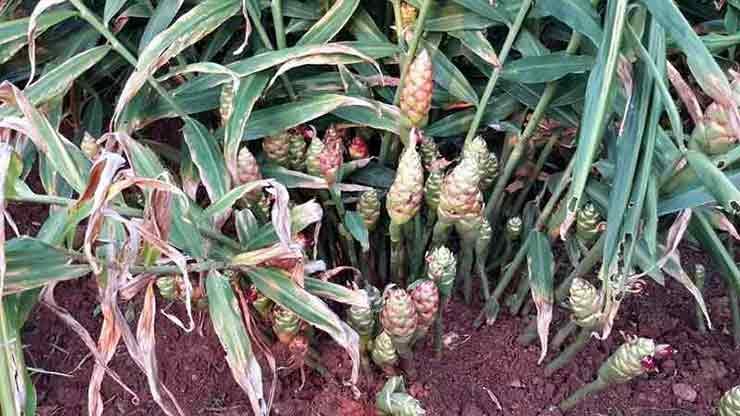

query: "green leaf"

left=3, top=237, right=91, bottom=294
left=657, top=170, right=740, bottom=215
left=526, top=231, right=554, bottom=365
left=297, top=0, right=359, bottom=46
left=0, top=9, right=77, bottom=47
left=104, top=0, right=129, bottom=25
left=182, top=117, right=230, bottom=202
left=425, top=94, right=520, bottom=137
left=304, top=277, right=369, bottom=307
left=423, top=41, right=479, bottom=105
left=344, top=211, right=369, bottom=251
left=139, top=0, right=185, bottom=54
left=689, top=211, right=740, bottom=296
left=206, top=271, right=265, bottom=416
left=537, top=0, right=603, bottom=45
left=450, top=0, right=510, bottom=23
left=685, top=151, right=740, bottom=215
left=0, top=46, right=112, bottom=119
left=565, top=0, right=629, bottom=225
left=502, top=54, right=595, bottom=83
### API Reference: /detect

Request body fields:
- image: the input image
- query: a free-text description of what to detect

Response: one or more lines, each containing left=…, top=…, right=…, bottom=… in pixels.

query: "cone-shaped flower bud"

left=219, top=81, right=234, bottom=125
left=576, top=202, right=601, bottom=242
left=348, top=290, right=375, bottom=345
left=598, top=337, right=658, bottom=385
left=400, top=2, right=418, bottom=31
left=426, top=246, right=457, bottom=298
left=400, top=49, right=433, bottom=127
left=387, top=143, right=424, bottom=225
left=358, top=189, right=381, bottom=231
left=371, top=331, right=399, bottom=370
left=380, top=287, right=418, bottom=348
left=272, top=305, right=301, bottom=345
left=156, top=275, right=181, bottom=300
left=505, top=216, right=522, bottom=240
left=288, top=129, right=308, bottom=171
left=438, top=156, right=483, bottom=223
left=463, top=136, right=498, bottom=190
left=376, top=376, right=426, bottom=416
left=476, top=218, right=492, bottom=253
left=263, top=132, right=291, bottom=167
left=420, top=134, right=441, bottom=169
left=319, top=125, right=343, bottom=184
left=348, top=135, right=369, bottom=160
left=236, top=146, right=263, bottom=202
left=719, top=386, right=740, bottom=416
left=306, top=136, right=324, bottom=177
left=81, top=135, right=99, bottom=160
left=424, top=169, right=443, bottom=212
left=692, top=102, right=739, bottom=155
left=251, top=286, right=273, bottom=320
left=366, top=284, right=384, bottom=313
left=410, top=280, right=439, bottom=338
left=569, top=278, right=601, bottom=328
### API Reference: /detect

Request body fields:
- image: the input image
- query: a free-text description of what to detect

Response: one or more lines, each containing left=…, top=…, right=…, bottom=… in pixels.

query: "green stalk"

left=389, top=222, right=406, bottom=285
left=484, top=0, right=599, bottom=225
left=695, top=266, right=707, bottom=334
left=559, top=377, right=608, bottom=410
left=549, top=320, right=578, bottom=352
left=729, top=284, right=740, bottom=348
left=130, top=260, right=229, bottom=275
left=508, top=273, right=530, bottom=315
left=379, top=0, right=434, bottom=163
left=0, top=307, right=22, bottom=416
left=476, top=158, right=576, bottom=327
left=68, top=0, right=188, bottom=118
left=476, top=233, right=491, bottom=301
left=271, top=0, right=287, bottom=50
left=330, top=188, right=359, bottom=268
left=511, top=133, right=560, bottom=215
left=434, top=294, right=448, bottom=358
left=546, top=327, right=592, bottom=377
left=267, top=0, right=297, bottom=100
left=462, top=0, right=533, bottom=145
left=459, top=239, right=475, bottom=304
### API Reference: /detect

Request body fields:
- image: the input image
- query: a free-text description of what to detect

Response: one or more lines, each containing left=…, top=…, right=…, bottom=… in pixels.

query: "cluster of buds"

left=358, top=189, right=381, bottom=231
left=505, top=216, right=522, bottom=241
left=272, top=304, right=302, bottom=345
left=419, top=135, right=441, bottom=168
left=236, top=146, right=263, bottom=202
left=437, top=155, right=483, bottom=226
left=347, top=287, right=376, bottom=350
left=347, top=135, right=369, bottom=160
left=318, top=125, right=344, bottom=184
left=560, top=336, right=674, bottom=410
left=719, top=386, right=740, bottom=416
left=306, top=135, right=324, bottom=177
left=380, top=287, right=418, bottom=350
left=287, top=128, right=309, bottom=171
left=81, top=134, right=99, bottom=160
left=409, top=280, right=439, bottom=339
left=576, top=202, right=602, bottom=243
left=375, top=376, right=426, bottom=416
left=387, top=142, right=424, bottom=226
left=692, top=101, right=739, bottom=155
left=371, top=331, right=399, bottom=373
left=463, top=136, right=498, bottom=190
left=263, top=132, right=291, bottom=167
left=400, top=49, right=433, bottom=127
left=426, top=246, right=457, bottom=299
left=399, top=2, right=418, bottom=32
left=568, top=278, right=602, bottom=328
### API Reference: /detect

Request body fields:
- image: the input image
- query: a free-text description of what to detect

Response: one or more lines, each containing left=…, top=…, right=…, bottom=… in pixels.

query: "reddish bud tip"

left=640, top=356, right=657, bottom=372
left=348, top=136, right=369, bottom=160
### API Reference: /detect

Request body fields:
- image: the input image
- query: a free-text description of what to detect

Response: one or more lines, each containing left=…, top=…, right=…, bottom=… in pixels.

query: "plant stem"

left=330, top=188, right=359, bottom=268
left=379, top=0, right=434, bottom=164
left=459, top=239, right=475, bottom=305
left=68, top=0, right=188, bottom=119
left=484, top=17, right=590, bottom=225
left=389, top=221, right=406, bottom=285
left=695, top=267, right=707, bottom=334
left=476, top=158, right=576, bottom=327
left=545, top=327, right=591, bottom=377
left=729, top=286, right=740, bottom=348
left=462, top=0, right=533, bottom=145
left=560, top=378, right=608, bottom=411
left=549, top=320, right=577, bottom=352
left=271, top=0, right=287, bottom=50
left=434, top=294, right=448, bottom=358
left=130, top=260, right=229, bottom=275
left=511, top=133, right=560, bottom=215
left=508, top=272, right=530, bottom=315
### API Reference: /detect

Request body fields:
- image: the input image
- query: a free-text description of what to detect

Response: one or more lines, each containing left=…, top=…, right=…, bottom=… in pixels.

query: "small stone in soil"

left=460, top=402, right=487, bottom=416
left=508, top=379, right=525, bottom=388
left=672, top=383, right=698, bottom=403
left=699, top=358, right=728, bottom=380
